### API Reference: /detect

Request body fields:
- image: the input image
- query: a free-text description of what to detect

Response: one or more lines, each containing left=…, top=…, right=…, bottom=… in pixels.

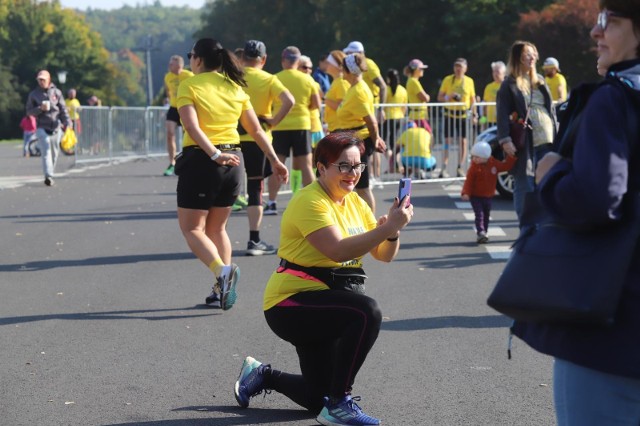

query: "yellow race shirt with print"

left=398, top=127, right=432, bottom=157
left=439, top=74, right=476, bottom=117
left=177, top=71, right=252, bottom=148
left=483, top=81, right=501, bottom=123
left=545, top=73, right=567, bottom=102
left=273, top=69, right=318, bottom=131
left=363, top=57, right=382, bottom=103
left=384, top=85, right=407, bottom=120
left=263, top=181, right=377, bottom=310
left=336, top=80, right=374, bottom=141
left=406, top=77, right=427, bottom=120
left=324, top=76, right=351, bottom=131
left=239, top=66, right=287, bottom=142
left=67, top=98, right=80, bottom=121
left=165, top=69, right=194, bottom=108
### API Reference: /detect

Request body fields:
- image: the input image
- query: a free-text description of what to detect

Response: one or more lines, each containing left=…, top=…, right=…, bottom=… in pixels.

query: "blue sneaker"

left=218, top=263, right=239, bottom=311
left=316, top=395, right=380, bottom=426
left=234, top=356, right=270, bottom=408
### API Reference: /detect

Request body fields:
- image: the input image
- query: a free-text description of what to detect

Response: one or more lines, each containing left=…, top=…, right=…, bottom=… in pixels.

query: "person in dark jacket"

left=496, top=41, right=556, bottom=223
left=512, top=1, right=640, bottom=424
left=25, top=70, right=72, bottom=186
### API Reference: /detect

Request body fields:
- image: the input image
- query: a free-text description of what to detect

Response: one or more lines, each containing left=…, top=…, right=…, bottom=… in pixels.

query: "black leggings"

left=263, top=290, right=382, bottom=413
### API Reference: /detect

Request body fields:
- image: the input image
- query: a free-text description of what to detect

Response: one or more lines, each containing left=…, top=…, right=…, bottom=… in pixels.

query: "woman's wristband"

left=386, top=234, right=399, bottom=242
left=210, top=150, right=221, bottom=161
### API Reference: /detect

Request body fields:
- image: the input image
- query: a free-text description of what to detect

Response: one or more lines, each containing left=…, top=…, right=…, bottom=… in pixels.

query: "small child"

left=461, top=141, right=516, bottom=243
left=20, top=115, right=36, bottom=157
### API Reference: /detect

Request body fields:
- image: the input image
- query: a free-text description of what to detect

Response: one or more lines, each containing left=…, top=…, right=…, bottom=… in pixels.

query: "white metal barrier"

left=74, top=102, right=498, bottom=185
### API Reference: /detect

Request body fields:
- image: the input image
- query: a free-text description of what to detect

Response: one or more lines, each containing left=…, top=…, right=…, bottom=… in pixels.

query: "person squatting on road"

left=233, top=132, right=413, bottom=426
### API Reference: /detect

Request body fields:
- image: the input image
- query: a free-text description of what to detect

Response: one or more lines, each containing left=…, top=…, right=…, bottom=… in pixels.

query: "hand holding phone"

left=398, top=178, right=411, bottom=205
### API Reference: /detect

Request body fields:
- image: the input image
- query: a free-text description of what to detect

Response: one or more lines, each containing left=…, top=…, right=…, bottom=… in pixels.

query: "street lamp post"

left=57, top=70, right=67, bottom=85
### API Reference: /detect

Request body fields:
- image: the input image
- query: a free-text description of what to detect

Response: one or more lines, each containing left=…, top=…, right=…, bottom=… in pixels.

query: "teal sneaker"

left=234, top=356, right=270, bottom=408
left=316, top=395, right=380, bottom=426
left=163, top=164, right=175, bottom=176
left=218, top=263, right=239, bottom=311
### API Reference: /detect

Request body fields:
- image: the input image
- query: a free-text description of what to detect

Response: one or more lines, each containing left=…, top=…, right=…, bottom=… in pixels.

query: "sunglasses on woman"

left=597, top=9, right=630, bottom=31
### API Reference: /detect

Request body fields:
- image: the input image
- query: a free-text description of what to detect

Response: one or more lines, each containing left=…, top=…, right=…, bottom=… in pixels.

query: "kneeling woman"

left=233, top=132, right=413, bottom=426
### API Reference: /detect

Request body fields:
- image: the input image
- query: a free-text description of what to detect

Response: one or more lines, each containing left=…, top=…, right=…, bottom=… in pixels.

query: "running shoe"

left=263, top=202, right=278, bottom=216
left=204, top=287, right=221, bottom=308
left=218, top=263, right=239, bottom=310
left=246, top=240, right=276, bottom=256
left=44, top=177, right=54, bottom=186
left=477, top=231, right=489, bottom=244
left=163, top=164, right=175, bottom=176
left=234, top=356, right=270, bottom=408
left=316, top=395, right=380, bottom=426
left=456, top=167, right=466, bottom=178
left=235, top=195, right=249, bottom=208
left=438, top=169, right=450, bottom=179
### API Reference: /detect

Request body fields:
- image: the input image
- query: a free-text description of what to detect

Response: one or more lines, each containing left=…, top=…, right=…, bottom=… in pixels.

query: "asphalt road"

left=0, top=141, right=555, bottom=426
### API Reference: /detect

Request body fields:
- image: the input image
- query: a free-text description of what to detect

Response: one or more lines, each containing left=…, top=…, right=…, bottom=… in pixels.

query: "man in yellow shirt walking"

left=542, top=57, right=567, bottom=102
left=239, top=40, right=294, bottom=254
left=163, top=55, right=193, bottom=176
left=265, top=46, right=321, bottom=215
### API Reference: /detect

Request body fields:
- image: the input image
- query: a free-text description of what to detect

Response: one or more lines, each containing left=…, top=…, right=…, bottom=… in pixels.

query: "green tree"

left=83, top=3, right=201, bottom=105
left=0, top=0, right=119, bottom=138
left=197, top=0, right=556, bottom=95
left=518, top=0, right=600, bottom=89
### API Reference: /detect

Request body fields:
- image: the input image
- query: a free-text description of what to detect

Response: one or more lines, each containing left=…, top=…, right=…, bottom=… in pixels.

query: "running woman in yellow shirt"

left=177, top=38, right=288, bottom=309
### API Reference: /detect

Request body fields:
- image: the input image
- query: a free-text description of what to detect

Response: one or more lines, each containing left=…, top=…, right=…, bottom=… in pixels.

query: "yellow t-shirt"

left=177, top=71, right=252, bottom=148
left=398, top=127, right=432, bottom=157
left=336, top=80, right=374, bottom=141
left=67, top=98, right=80, bottom=120
left=439, top=74, right=476, bottom=116
left=406, top=77, right=427, bottom=120
left=165, top=69, right=194, bottom=108
left=363, top=57, right=382, bottom=103
left=324, top=76, right=351, bottom=132
left=545, top=73, right=567, bottom=102
left=263, top=181, right=377, bottom=310
left=483, top=81, right=501, bottom=123
left=310, top=81, right=322, bottom=133
left=273, top=69, right=318, bottom=131
left=384, top=85, right=408, bottom=120
left=239, top=66, right=287, bottom=142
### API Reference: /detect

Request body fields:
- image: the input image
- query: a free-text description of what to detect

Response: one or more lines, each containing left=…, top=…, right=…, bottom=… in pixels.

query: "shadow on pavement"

left=0, top=306, right=220, bottom=326
left=103, top=405, right=313, bottom=425
left=2, top=210, right=177, bottom=223
left=0, top=252, right=195, bottom=272
left=381, top=314, right=511, bottom=331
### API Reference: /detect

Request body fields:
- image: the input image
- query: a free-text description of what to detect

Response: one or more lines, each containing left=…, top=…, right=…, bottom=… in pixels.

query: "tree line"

left=0, top=0, right=599, bottom=139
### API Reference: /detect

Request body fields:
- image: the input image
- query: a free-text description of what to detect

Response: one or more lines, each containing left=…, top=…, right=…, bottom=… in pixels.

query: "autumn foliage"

left=518, top=0, right=600, bottom=88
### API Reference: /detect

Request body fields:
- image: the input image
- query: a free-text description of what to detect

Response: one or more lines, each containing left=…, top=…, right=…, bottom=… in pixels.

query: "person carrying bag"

left=487, top=4, right=640, bottom=422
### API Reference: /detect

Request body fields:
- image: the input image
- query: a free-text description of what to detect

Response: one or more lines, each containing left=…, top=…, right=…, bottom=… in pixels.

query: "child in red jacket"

left=461, top=141, right=516, bottom=243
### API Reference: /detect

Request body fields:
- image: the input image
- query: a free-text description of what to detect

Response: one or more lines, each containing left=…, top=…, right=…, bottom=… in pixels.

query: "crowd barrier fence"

left=74, top=103, right=498, bottom=185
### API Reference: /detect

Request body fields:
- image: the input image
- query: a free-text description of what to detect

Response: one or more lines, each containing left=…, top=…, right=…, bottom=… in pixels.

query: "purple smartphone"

left=398, top=178, right=412, bottom=204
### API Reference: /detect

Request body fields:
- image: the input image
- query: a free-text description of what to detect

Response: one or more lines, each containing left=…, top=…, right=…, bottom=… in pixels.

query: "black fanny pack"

left=278, top=259, right=367, bottom=294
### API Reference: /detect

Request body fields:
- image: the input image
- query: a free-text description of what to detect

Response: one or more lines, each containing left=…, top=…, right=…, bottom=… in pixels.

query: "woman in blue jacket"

left=512, top=1, right=640, bottom=424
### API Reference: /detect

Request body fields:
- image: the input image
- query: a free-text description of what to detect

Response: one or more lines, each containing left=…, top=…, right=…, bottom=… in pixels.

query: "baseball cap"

left=543, top=57, right=560, bottom=71
left=36, top=70, right=50, bottom=81
left=454, top=58, right=468, bottom=66
left=408, top=59, right=428, bottom=70
left=244, top=40, right=266, bottom=58
left=343, top=41, right=364, bottom=54
left=282, top=46, right=301, bottom=61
